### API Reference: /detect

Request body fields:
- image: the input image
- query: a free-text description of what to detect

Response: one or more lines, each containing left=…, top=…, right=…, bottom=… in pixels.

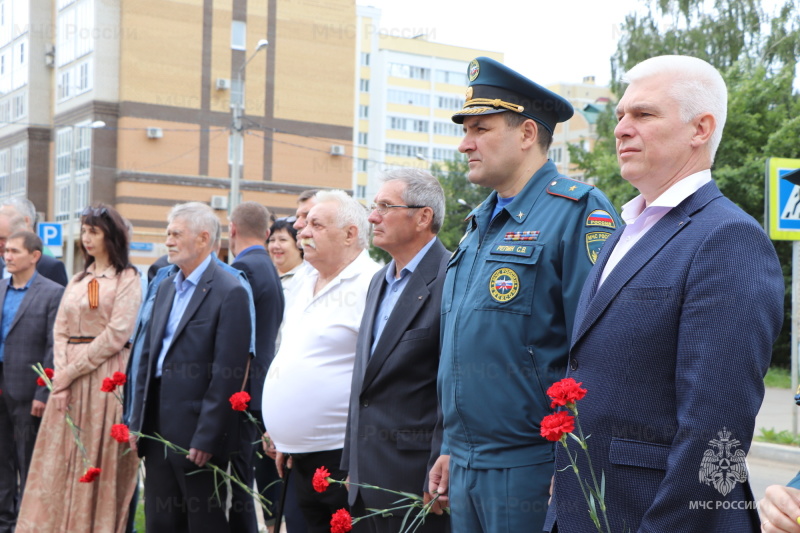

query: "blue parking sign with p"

left=38, top=223, right=63, bottom=247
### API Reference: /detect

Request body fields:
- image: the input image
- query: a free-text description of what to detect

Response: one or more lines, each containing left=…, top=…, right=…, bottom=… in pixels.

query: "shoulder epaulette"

left=546, top=177, right=594, bottom=201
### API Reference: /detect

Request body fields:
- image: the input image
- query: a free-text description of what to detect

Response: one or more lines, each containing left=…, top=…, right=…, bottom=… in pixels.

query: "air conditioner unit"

left=216, top=78, right=231, bottom=90
left=211, top=196, right=228, bottom=209
left=330, top=144, right=345, bottom=156
left=146, top=127, right=163, bottom=139
left=210, top=195, right=228, bottom=210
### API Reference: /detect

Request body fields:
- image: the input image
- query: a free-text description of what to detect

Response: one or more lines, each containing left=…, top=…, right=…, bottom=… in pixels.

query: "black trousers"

left=0, top=364, right=40, bottom=533
left=290, top=448, right=349, bottom=533
left=142, top=380, right=229, bottom=533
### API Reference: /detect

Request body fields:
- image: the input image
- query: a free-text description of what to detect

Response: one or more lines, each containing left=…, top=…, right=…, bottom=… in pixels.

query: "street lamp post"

left=229, top=39, right=268, bottom=227
left=65, top=120, right=105, bottom=275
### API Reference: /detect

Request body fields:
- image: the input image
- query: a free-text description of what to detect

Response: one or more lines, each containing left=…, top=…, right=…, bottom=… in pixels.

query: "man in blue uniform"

left=428, top=56, right=620, bottom=533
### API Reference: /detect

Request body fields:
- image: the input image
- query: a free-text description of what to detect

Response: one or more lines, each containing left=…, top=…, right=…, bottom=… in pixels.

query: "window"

left=359, top=78, right=369, bottom=92
left=432, top=148, right=460, bottom=161
left=389, top=63, right=430, bottom=81
left=436, top=70, right=467, bottom=85
left=360, top=52, right=370, bottom=66
left=387, top=89, right=430, bottom=107
left=434, top=121, right=462, bottom=137
left=355, top=184, right=366, bottom=199
left=548, top=147, right=563, bottom=163
left=75, top=59, right=91, bottom=93
left=231, top=77, right=244, bottom=107
left=388, top=116, right=428, bottom=133
left=58, top=69, right=72, bottom=101
left=386, top=143, right=427, bottom=158
left=357, top=159, right=368, bottom=172
left=0, top=150, right=7, bottom=196
left=11, top=93, right=24, bottom=120
left=436, top=96, right=462, bottom=110
left=9, top=142, right=26, bottom=198
left=231, top=21, right=246, bottom=50
left=359, top=105, right=368, bottom=118
left=0, top=99, right=9, bottom=124
left=54, top=124, right=93, bottom=221
left=357, top=132, right=368, bottom=145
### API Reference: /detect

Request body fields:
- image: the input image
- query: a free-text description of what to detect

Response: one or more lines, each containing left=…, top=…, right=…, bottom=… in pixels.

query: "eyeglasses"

left=81, top=206, right=108, bottom=218
left=368, top=202, right=426, bottom=215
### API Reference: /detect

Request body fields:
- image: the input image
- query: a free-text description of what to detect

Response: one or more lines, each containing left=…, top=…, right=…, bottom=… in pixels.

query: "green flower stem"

left=570, top=404, right=612, bottom=533
left=32, top=363, right=95, bottom=472
left=136, top=432, right=273, bottom=514
left=560, top=439, right=600, bottom=530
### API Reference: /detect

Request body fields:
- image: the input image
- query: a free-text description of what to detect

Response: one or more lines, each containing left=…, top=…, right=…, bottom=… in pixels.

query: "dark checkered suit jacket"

left=547, top=181, right=784, bottom=532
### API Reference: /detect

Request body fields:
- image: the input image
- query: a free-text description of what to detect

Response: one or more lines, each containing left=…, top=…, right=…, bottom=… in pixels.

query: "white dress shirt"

left=599, top=170, right=712, bottom=286
left=261, top=250, right=380, bottom=453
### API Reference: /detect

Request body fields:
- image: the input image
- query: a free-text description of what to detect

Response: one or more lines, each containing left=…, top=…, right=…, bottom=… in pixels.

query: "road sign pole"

left=794, top=241, right=799, bottom=435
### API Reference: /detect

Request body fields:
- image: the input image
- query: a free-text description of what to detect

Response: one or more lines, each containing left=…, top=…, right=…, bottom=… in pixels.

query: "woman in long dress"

left=17, top=204, right=142, bottom=533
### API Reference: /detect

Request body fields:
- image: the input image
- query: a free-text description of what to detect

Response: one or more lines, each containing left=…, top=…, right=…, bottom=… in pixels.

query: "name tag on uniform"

left=491, top=244, right=535, bottom=257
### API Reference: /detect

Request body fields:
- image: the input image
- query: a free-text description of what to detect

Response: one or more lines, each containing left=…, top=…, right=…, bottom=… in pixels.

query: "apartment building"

left=0, top=0, right=357, bottom=271
left=354, top=5, right=502, bottom=202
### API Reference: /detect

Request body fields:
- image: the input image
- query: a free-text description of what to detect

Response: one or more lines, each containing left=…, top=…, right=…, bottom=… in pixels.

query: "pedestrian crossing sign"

left=767, top=157, right=800, bottom=240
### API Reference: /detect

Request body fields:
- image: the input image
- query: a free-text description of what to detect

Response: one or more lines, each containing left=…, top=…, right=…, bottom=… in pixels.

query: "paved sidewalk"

left=750, top=386, right=800, bottom=464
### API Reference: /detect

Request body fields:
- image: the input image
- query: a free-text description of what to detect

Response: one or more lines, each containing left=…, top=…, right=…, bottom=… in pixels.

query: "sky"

left=357, top=0, right=796, bottom=90
left=357, top=0, right=642, bottom=88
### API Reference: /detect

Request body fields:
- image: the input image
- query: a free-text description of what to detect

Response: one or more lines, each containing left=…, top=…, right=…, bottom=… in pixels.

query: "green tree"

left=568, top=0, right=800, bottom=365
left=431, top=159, right=492, bottom=251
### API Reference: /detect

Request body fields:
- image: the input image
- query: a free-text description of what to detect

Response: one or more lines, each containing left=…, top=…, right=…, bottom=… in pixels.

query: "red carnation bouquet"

left=540, top=378, right=611, bottom=533
left=312, top=466, right=444, bottom=532
left=33, top=363, right=103, bottom=483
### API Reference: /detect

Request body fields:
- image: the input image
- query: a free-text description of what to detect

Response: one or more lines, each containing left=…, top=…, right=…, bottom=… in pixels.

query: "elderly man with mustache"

left=262, top=190, right=379, bottom=533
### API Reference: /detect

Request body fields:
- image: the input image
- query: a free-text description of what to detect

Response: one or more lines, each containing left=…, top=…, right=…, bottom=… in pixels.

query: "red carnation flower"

left=546, top=377, right=587, bottom=409
left=111, top=372, right=127, bottom=386
left=110, top=424, right=130, bottom=443
left=229, top=391, right=251, bottom=412
left=313, top=466, right=331, bottom=493
left=540, top=411, right=575, bottom=442
left=100, top=378, right=116, bottom=393
left=330, top=508, right=352, bottom=533
left=79, top=467, right=102, bottom=483
left=37, top=368, right=55, bottom=387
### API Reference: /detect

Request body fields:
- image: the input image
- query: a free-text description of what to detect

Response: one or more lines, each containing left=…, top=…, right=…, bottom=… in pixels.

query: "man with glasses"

left=342, top=169, right=450, bottom=532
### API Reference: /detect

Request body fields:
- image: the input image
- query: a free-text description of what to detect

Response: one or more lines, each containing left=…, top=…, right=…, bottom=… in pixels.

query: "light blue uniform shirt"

left=370, top=237, right=437, bottom=355
left=155, top=253, right=212, bottom=377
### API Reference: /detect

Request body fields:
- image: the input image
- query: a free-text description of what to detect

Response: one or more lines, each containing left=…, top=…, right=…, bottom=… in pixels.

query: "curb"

left=749, top=441, right=800, bottom=465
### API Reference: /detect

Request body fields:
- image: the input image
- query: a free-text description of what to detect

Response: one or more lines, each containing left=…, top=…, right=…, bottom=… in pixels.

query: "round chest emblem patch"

left=489, top=268, right=520, bottom=303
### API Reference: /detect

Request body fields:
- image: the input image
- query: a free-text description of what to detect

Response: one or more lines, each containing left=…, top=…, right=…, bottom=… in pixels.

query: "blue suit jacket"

left=546, top=181, right=784, bottom=532
left=129, top=257, right=252, bottom=461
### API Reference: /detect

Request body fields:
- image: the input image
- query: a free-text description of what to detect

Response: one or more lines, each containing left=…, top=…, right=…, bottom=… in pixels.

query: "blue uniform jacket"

left=438, top=160, right=620, bottom=469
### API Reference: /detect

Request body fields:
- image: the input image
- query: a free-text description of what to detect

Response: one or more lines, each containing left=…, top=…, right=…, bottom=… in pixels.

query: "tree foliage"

left=569, top=0, right=800, bottom=365
left=432, top=159, right=492, bottom=252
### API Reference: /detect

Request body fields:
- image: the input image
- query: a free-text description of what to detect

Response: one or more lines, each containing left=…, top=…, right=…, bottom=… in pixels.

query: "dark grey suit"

left=342, top=239, right=449, bottom=532
left=130, top=257, right=251, bottom=533
left=0, top=273, right=64, bottom=533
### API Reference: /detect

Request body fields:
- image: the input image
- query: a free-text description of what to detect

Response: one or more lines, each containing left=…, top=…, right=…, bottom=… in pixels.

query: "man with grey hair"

left=262, top=190, right=379, bottom=532
left=342, top=169, right=450, bottom=532
left=546, top=56, right=784, bottom=532
left=0, top=203, right=67, bottom=285
left=129, top=201, right=251, bottom=533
